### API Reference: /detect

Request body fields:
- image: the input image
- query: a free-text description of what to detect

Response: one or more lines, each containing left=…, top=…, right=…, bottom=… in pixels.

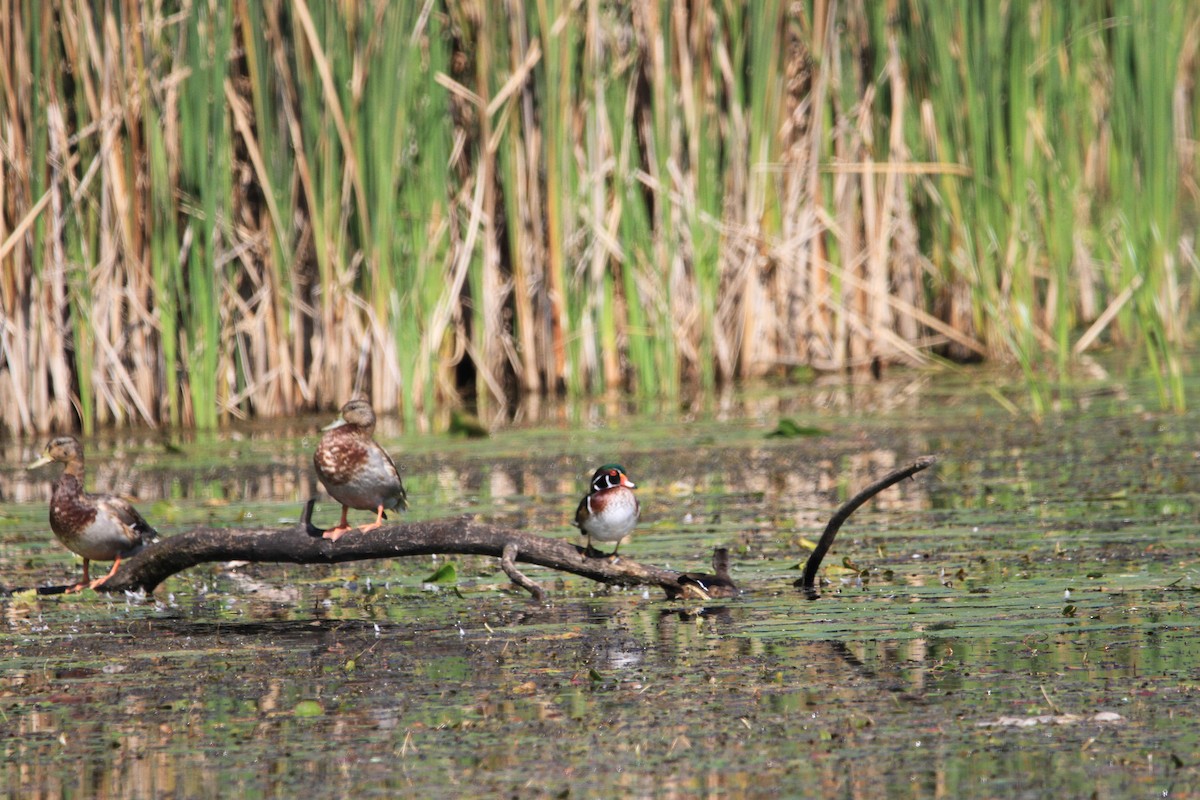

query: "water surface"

left=2, top=365, right=1198, bottom=798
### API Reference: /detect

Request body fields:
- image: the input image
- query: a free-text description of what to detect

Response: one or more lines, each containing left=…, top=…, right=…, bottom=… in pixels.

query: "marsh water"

left=2, top=363, right=1198, bottom=798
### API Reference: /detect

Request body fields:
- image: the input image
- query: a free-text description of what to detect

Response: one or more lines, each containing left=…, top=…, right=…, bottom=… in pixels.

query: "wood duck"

left=26, top=436, right=159, bottom=592
left=313, top=399, right=408, bottom=541
left=573, top=464, right=640, bottom=559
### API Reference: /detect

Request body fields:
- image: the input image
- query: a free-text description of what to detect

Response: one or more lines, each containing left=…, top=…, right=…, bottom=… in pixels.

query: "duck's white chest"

left=582, top=491, right=640, bottom=542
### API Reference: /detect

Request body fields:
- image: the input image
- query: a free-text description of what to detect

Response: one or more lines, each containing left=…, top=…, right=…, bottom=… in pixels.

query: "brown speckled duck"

left=26, top=436, right=159, bottom=592
left=313, top=399, right=409, bottom=542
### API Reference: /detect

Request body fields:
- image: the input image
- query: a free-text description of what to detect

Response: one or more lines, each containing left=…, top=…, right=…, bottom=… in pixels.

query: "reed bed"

left=1, top=0, right=1195, bottom=435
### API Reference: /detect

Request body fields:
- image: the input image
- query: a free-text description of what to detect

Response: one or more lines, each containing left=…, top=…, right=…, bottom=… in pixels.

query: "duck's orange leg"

left=64, top=559, right=92, bottom=594
left=87, top=555, right=124, bottom=591
left=356, top=505, right=386, bottom=533
left=323, top=506, right=354, bottom=541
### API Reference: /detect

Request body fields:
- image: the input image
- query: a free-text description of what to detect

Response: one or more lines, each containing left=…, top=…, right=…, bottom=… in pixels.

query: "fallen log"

left=8, top=457, right=935, bottom=601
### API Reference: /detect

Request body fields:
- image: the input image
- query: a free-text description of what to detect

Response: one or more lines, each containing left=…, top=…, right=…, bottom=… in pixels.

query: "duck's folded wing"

left=378, top=447, right=410, bottom=510
left=572, top=495, right=589, bottom=528
left=101, top=496, right=160, bottom=545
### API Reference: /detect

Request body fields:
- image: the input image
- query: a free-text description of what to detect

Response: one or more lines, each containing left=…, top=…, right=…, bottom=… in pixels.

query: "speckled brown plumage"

left=49, top=472, right=98, bottom=536
left=27, top=436, right=159, bottom=592
left=314, top=399, right=408, bottom=541
left=313, top=427, right=370, bottom=486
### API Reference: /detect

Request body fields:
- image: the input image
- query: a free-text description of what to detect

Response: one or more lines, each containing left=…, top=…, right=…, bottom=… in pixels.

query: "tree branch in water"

left=797, top=455, right=937, bottom=597
left=8, top=457, right=935, bottom=601
left=13, top=500, right=732, bottom=600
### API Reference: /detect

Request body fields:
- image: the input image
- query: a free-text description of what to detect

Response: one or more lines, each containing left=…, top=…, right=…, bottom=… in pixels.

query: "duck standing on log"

left=573, top=464, right=640, bottom=560
left=27, top=436, right=159, bottom=592
left=313, top=399, right=409, bottom=542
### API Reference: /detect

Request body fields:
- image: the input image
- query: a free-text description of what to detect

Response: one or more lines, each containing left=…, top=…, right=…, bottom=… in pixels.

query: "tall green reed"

left=0, top=0, right=1195, bottom=437
left=177, top=0, right=234, bottom=428
left=1107, top=2, right=1187, bottom=410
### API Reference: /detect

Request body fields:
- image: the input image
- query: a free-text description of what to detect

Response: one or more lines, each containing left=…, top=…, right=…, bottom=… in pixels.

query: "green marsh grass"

left=0, top=0, right=1195, bottom=435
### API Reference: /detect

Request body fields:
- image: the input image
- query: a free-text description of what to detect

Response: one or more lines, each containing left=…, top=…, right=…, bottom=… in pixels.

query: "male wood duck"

left=313, top=399, right=408, bottom=541
left=26, top=436, right=159, bottom=592
left=573, top=464, right=640, bottom=559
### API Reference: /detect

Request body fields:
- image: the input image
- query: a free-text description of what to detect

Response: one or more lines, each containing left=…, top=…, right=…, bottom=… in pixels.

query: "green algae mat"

left=2, top=366, right=1199, bottom=798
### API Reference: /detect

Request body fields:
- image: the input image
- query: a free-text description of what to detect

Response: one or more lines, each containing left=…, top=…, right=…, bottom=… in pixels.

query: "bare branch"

left=6, top=499, right=727, bottom=599
left=798, top=456, right=937, bottom=596
left=500, top=542, right=546, bottom=601
left=5, top=458, right=936, bottom=601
